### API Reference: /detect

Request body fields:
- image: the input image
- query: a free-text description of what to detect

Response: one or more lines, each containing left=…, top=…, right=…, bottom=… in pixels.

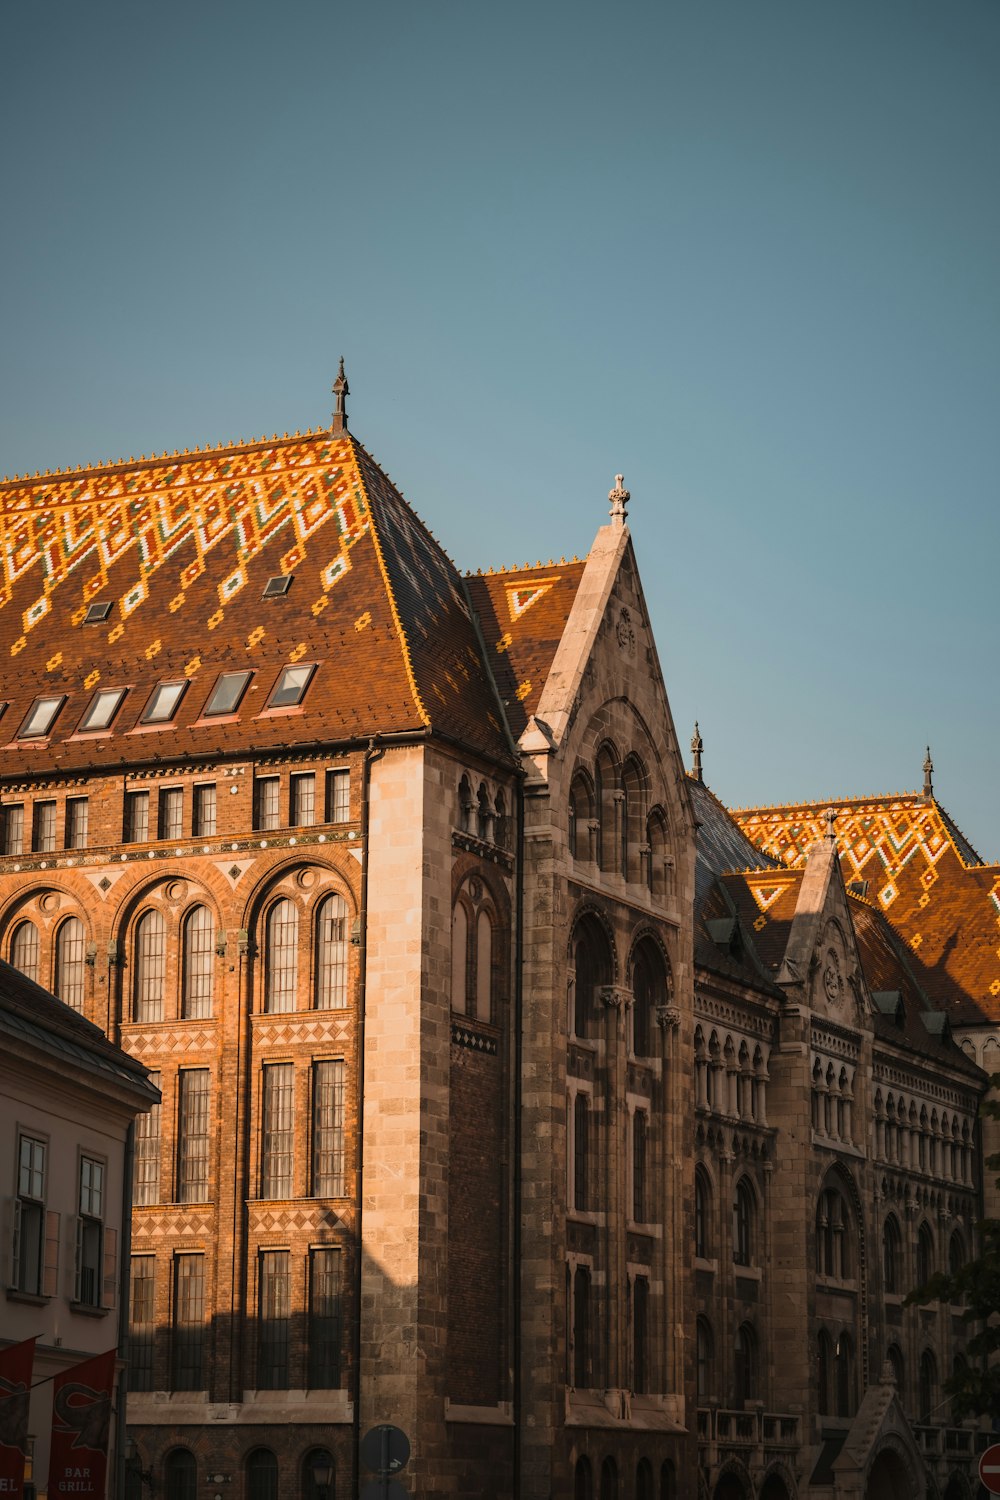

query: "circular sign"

left=360, top=1482, right=408, bottom=1500
left=980, top=1443, right=1000, bottom=1496
left=360, top=1425, right=410, bottom=1475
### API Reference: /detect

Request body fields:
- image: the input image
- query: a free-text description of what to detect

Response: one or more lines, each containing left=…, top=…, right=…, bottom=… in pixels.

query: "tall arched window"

left=816, top=1187, right=852, bottom=1280
left=10, top=919, right=40, bottom=983
left=817, top=1330, right=833, bottom=1413
left=164, top=1448, right=197, bottom=1500
left=646, top=808, right=668, bottom=898
left=695, top=1168, right=710, bottom=1259
left=451, top=902, right=469, bottom=1015
left=182, top=905, right=214, bottom=1020
left=572, top=917, right=612, bottom=1041
left=316, top=894, right=348, bottom=1009
left=301, top=1449, right=335, bottom=1500
left=735, top=1321, right=758, bottom=1404
left=882, top=1214, right=901, bottom=1294
left=55, top=917, right=85, bottom=1011
left=919, top=1348, right=936, bottom=1423
left=696, top=1317, right=713, bottom=1402
left=630, top=939, right=669, bottom=1058
left=594, top=745, right=619, bottom=872
left=635, top=1460, right=653, bottom=1500
left=948, top=1229, right=965, bottom=1283
left=134, top=909, right=166, bottom=1022
left=246, top=1449, right=278, bottom=1500
left=621, top=755, right=647, bottom=881
left=266, top=899, right=298, bottom=1013
left=659, top=1461, right=676, bottom=1500
left=599, top=1456, right=618, bottom=1500
left=476, top=908, right=493, bottom=1022
left=569, top=773, right=595, bottom=861
left=733, top=1179, right=754, bottom=1266
left=916, top=1222, right=934, bottom=1287
left=835, top=1333, right=855, bottom=1418
left=887, top=1342, right=904, bottom=1397
left=574, top=1457, right=593, bottom=1500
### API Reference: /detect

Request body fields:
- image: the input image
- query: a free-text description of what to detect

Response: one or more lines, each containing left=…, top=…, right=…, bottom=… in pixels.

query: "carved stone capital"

left=656, top=1004, right=681, bottom=1031
left=599, top=985, right=632, bottom=1011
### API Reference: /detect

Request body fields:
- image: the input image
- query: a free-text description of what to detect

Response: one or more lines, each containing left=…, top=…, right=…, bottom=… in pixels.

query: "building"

left=1, top=956, right=159, bottom=1495
left=0, top=383, right=992, bottom=1499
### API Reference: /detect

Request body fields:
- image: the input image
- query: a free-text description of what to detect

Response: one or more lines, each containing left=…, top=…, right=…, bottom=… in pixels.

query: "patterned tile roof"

left=0, top=429, right=514, bottom=773
left=731, top=795, right=1000, bottom=1026
left=466, top=560, right=588, bottom=739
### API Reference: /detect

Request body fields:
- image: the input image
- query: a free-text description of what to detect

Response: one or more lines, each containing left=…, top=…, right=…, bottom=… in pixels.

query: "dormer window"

left=267, top=664, right=315, bottom=709
left=263, top=575, right=293, bottom=599
left=85, top=601, right=113, bottom=624
left=141, top=680, right=188, bottom=725
left=203, top=670, right=252, bottom=717
left=78, top=687, right=127, bottom=733
left=18, top=695, right=66, bottom=739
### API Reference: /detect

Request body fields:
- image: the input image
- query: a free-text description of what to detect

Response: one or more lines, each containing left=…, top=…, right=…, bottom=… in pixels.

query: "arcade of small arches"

left=694, top=1026, right=770, bottom=1123
left=873, top=1089, right=975, bottom=1186
left=135, top=1443, right=338, bottom=1500
left=810, top=1053, right=856, bottom=1144
left=456, top=771, right=511, bottom=852
left=567, top=741, right=674, bottom=898
left=569, top=911, right=675, bottom=1051
left=572, top=1452, right=678, bottom=1500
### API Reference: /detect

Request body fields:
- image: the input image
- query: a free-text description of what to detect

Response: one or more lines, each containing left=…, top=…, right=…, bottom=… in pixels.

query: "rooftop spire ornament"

left=331, top=357, right=350, bottom=436
left=690, top=721, right=704, bottom=783
left=923, top=745, right=934, bottom=798
left=609, top=473, right=630, bottom=525
left=824, top=807, right=838, bottom=841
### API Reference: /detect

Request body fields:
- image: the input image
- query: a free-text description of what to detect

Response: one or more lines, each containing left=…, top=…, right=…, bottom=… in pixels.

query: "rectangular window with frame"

left=192, top=783, right=217, bottom=837
left=312, top=1060, right=345, bottom=1198
left=257, top=1250, right=290, bottom=1390
left=289, top=773, right=316, bottom=827
left=267, top=663, right=316, bottom=710
left=18, top=695, right=65, bottom=740
left=2, top=803, right=25, bottom=856
left=141, top=679, right=188, bottom=725
left=632, top=1110, right=647, bottom=1224
left=261, top=1064, right=295, bottom=1199
left=124, top=790, right=150, bottom=844
left=308, top=1247, right=342, bottom=1388
left=158, top=787, right=184, bottom=841
left=203, top=670, right=252, bottom=717
left=32, top=801, right=56, bottom=854
left=76, top=1156, right=104, bottom=1307
left=253, top=777, right=281, bottom=832
left=14, top=1135, right=47, bottom=1296
left=130, top=1256, right=156, bottom=1392
left=171, top=1253, right=205, bottom=1391
left=633, top=1275, right=649, bottom=1395
left=64, top=797, right=89, bottom=850
left=177, top=1070, right=211, bottom=1204
left=133, top=1072, right=161, bottom=1206
left=78, top=687, right=127, bottom=733
left=325, top=769, right=350, bottom=823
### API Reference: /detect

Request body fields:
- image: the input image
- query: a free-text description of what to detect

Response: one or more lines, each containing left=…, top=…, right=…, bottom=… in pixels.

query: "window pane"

left=257, top=1252, right=290, bottom=1389
left=312, top=1061, right=345, bottom=1197
left=134, top=1072, right=161, bottom=1206
left=33, top=800, right=56, bottom=853
left=266, top=900, right=298, bottom=1013
left=193, top=783, right=217, bottom=837
left=159, top=788, right=184, bottom=841
left=55, top=918, right=86, bottom=1011
left=261, top=1065, right=295, bottom=1199
left=172, top=1255, right=205, bottom=1390
left=19, top=695, right=64, bottom=738
left=308, top=1250, right=342, bottom=1388
left=269, top=664, right=315, bottom=709
left=246, top=1450, right=278, bottom=1500
left=142, top=680, right=188, bottom=724
left=11, top=921, right=40, bottom=982
left=134, top=909, right=165, bottom=1021
left=290, top=773, right=316, bottom=827
left=183, top=906, right=214, bottom=1019
left=125, top=791, right=150, bottom=843
left=177, top=1071, right=210, bottom=1203
left=203, top=670, right=251, bottom=716
left=326, top=770, right=349, bottom=823
left=130, top=1257, right=156, bottom=1391
left=254, top=778, right=280, bottom=832
left=3, top=804, right=24, bottom=856
left=65, top=796, right=89, bottom=849
left=316, top=895, right=348, bottom=1009
left=78, top=688, right=126, bottom=732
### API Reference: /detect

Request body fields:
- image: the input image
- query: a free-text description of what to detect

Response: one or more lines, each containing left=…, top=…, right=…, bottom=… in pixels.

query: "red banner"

left=48, top=1349, right=117, bottom=1500
left=0, top=1337, right=36, bottom=1499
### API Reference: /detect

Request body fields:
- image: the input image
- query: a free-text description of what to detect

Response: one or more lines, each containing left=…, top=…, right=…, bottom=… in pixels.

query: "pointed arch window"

left=10, top=920, right=39, bottom=983
left=733, top=1179, right=754, bottom=1266
left=918, top=1348, right=936, bottom=1424
left=134, top=909, right=166, bottom=1022
left=572, top=917, right=612, bottom=1042
left=182, top=905, right=214, bottom=1019
left=735, top=1321, right=758, bottom=1404
left=695, top=1167, right=710, bottom=1259
left=696, top=1317, right=713, bottom=1402
left=451, top=903, right=469, bottom=1015
left=916, top=1222, right=935, bottom=1287
left=882, top=1214, right=902, bottom=1294
left=835, top=1332, right=855, bottom=1417
left=475, top=908, right=493, bottom=1022
left=316, top=894, right=349, bottom=1009
left=569, top=772, right=595, bottom=861
left=55, top=917, right=85, bottom=1011
left=266, top=899, right=299, bottom=1014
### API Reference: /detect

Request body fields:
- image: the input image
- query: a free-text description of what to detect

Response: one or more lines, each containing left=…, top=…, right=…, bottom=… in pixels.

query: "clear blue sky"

left=2, top=1, right=998, bottom=857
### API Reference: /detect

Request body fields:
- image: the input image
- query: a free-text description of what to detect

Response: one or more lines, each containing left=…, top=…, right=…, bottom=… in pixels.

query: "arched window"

left=572, top=917, right=611, bottom=1041
left=659, top=1460, right=676, bottom=1500
left=594, top=745, right=619, bottom=872
left=733, top=1179, right=754, bottom=1267
left=948, top=1229, right=965, bottom=1281
left=630, top=939, right=669, bottom=1058
left=451, top=902, right=469, bottom=1015
left=316, top=893, right=348, bottom=1009
left=817, top=1330, right=833, bottom=1413
left=246, top=1449, right=278, bottom=1500
left=572, top=1266, right=591, bottom=1389
left=164, top=1448, right=196, bottom=1500
left=916, top=1222, right=934, bottom=1288
left=887, top=1342, right=904, bottom=1397
left=476, top=908, right=493, bottom=1022
left=882, top=1215, right=901, bottom=1294
left=266, top=899, right=299, bottom=1013
left=476, top=784, right=492, bottom=843
left=835, top=1333, right=855, bottom=1418
left=694, top=1168, right=710, bottom=1259
left=301, top=1449, right=335, bottom=1500
left=10, top=919, right=40, bottom=983
left=574, top=1457, right=593, bottom=1500
left=696, top=1318, right=713, bottom=1401
left=599, top=1456, right=618, bottom=1500
left=646, top=808, right=668, bottom=898
left=569, top=772, right=594, bottom=861
left=635, top=1459, right=654, bottom=1500
left=816, top=1187, right=852, bottom=1280
left=55, top=917, right=85, bottom=1011
left=134, top=909, right=166, bottom=1022
left=735, top=1321, right=758, bottom=1404
left=621, top=755, right=647, bottom=881
left=182, top=905, right=214, bottom=1019
left=918, top=1348, right=936, bottom=1423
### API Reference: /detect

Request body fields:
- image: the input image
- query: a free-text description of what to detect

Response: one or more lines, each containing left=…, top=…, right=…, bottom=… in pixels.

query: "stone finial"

left=608, top=473, right=630, bottom=525
left=690, top=721, right=704, bottom=783
left=880, top=1358, right=897, bottom=1388
left=331, top=357, right=350, bottom=435
left=824, top=807, right=837, bottom=841
left=923, top=745, right=934, bottom=798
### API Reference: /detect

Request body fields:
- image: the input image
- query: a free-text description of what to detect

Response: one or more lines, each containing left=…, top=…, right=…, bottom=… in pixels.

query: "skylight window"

left=78, top=687, right=127, bottom=733
left=18, top=695, right=66, bottom=739
left=203, top=670, right=252, bottom=717
left=0, top=702, right=7, bottom=723
left=85, top=602, right=113, bottom=624
left=263, top=575, right=294, bottom=599
left=268, top=664, right=316, bottom=709
left=141, top=680, right=188, bottom=725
